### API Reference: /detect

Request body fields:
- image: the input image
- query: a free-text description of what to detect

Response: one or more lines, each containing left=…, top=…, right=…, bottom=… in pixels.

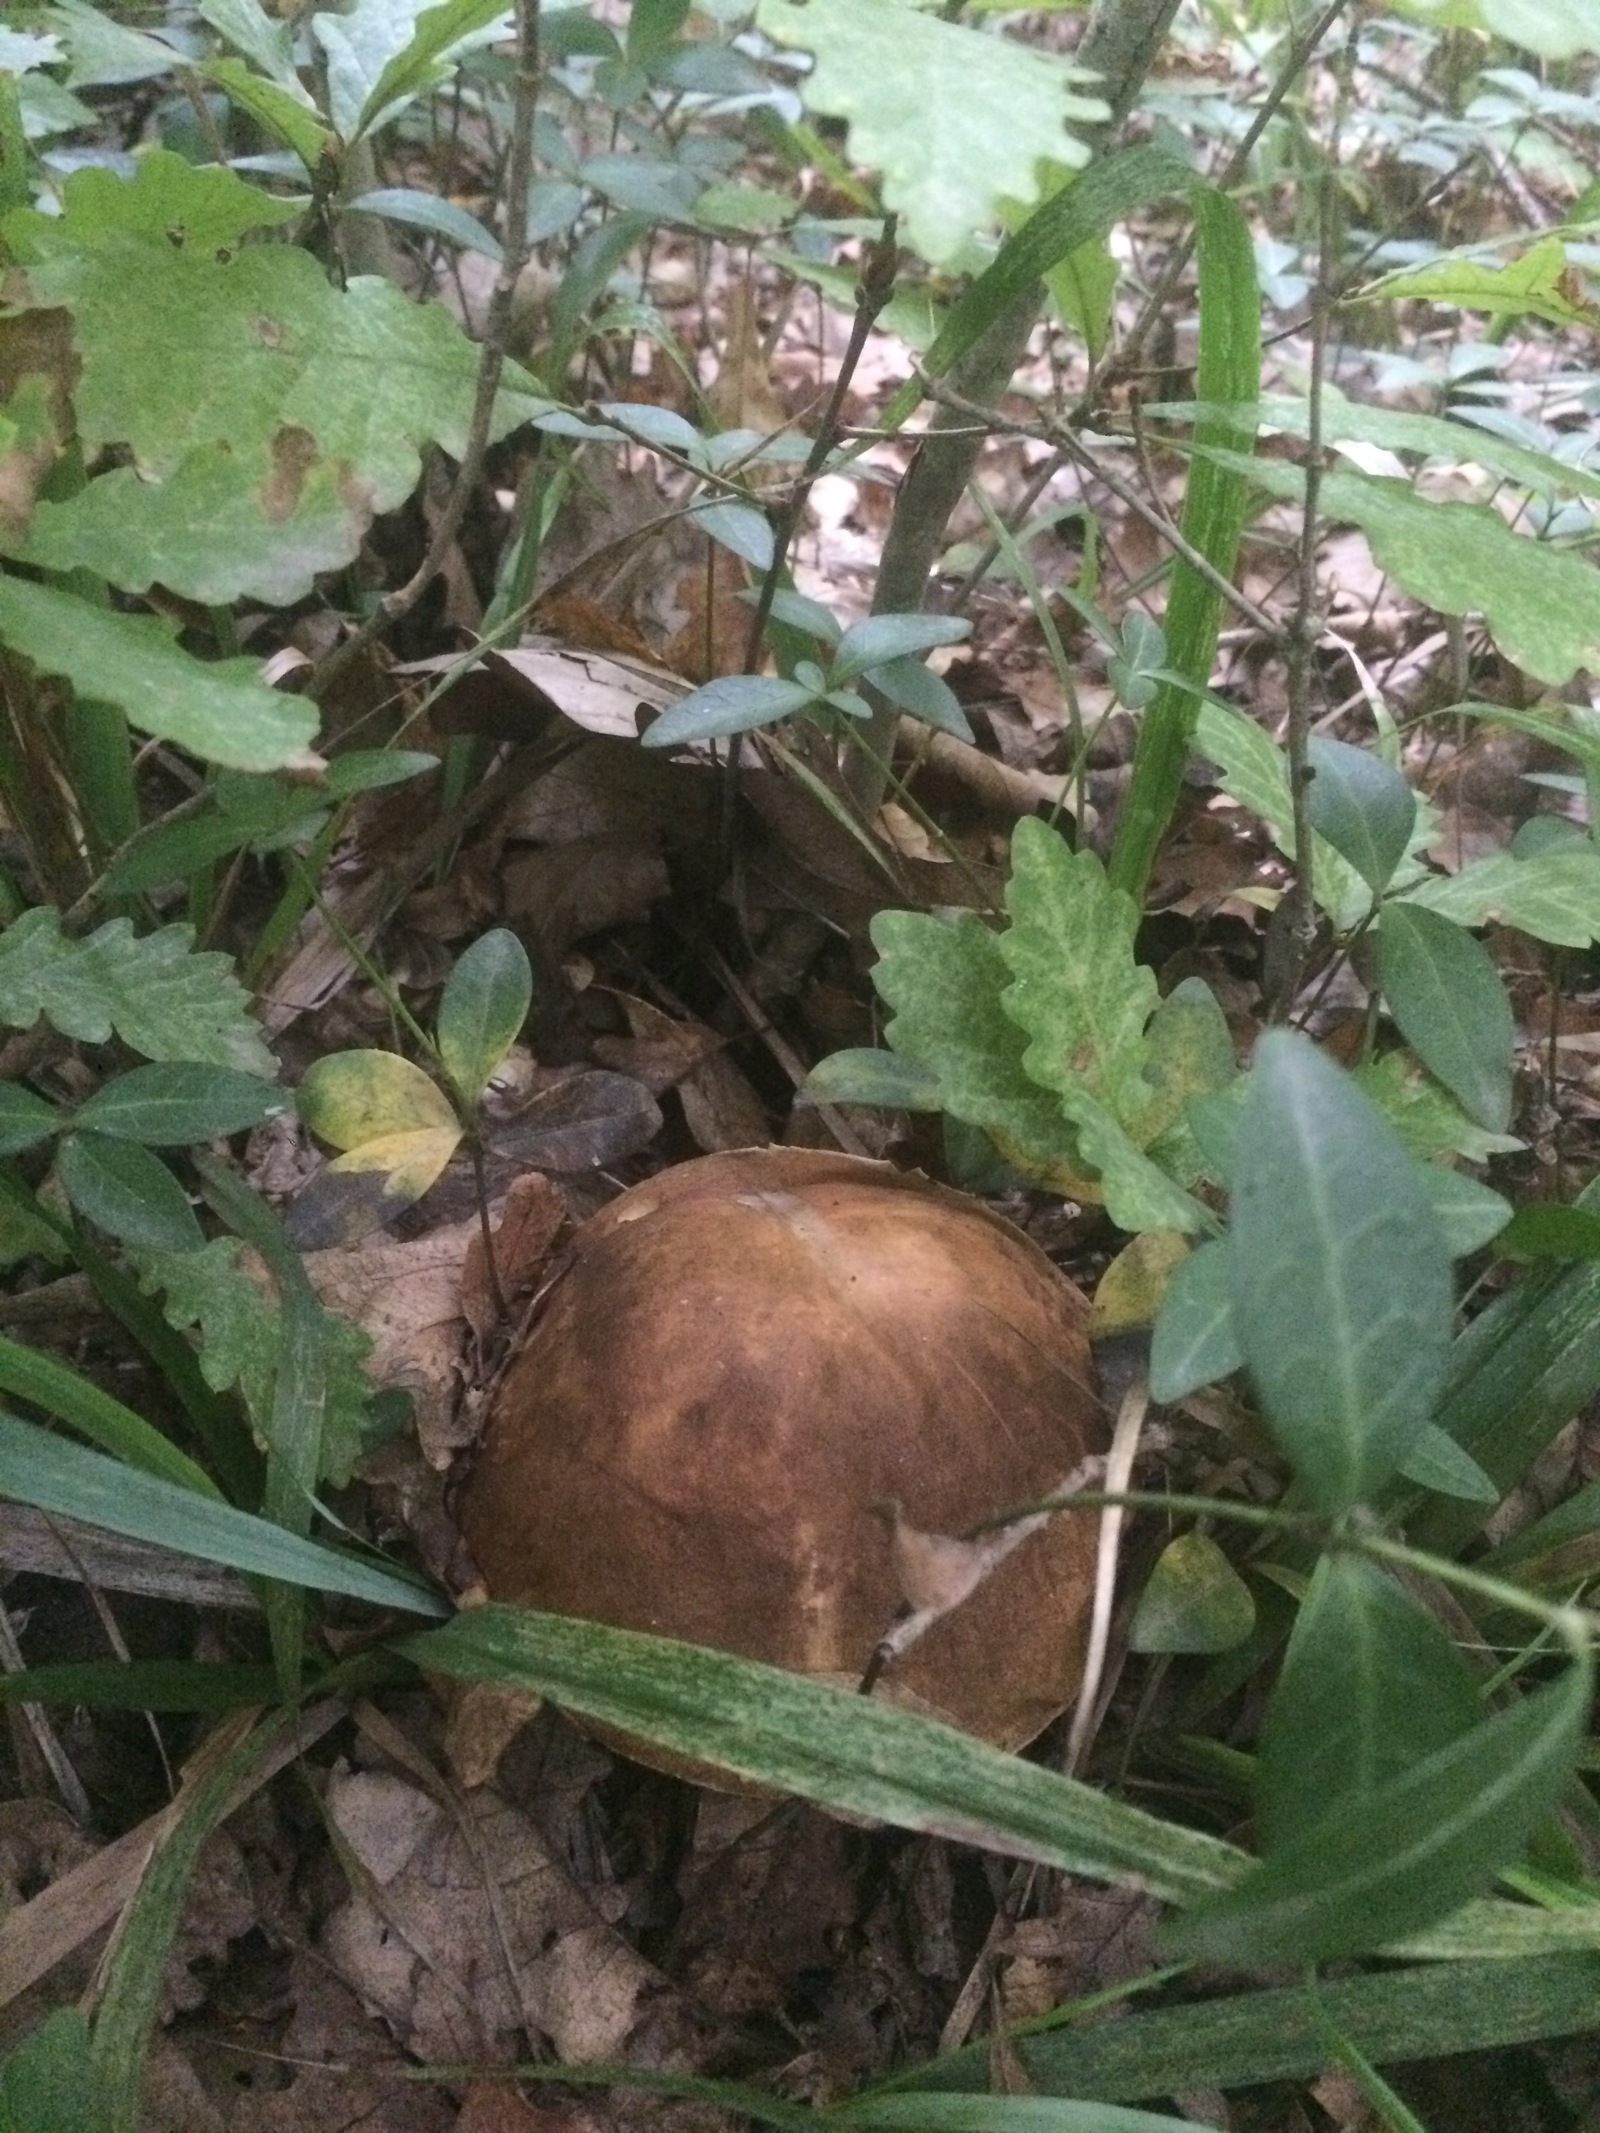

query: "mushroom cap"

left=459, top=1148, right=1104, bottom=1760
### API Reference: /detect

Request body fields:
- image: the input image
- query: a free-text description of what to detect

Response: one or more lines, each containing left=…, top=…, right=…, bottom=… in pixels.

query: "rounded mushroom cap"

left=459, top=1148, right=1104, bottom=1760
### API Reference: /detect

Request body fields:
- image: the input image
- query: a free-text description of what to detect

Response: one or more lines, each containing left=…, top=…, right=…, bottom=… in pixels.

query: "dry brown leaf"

left=321, top=1773, right=682, bottom=2066
left=461, top=1171, right=567, bottom=1345
left=303, top=1219, right=476, bottom=1469
left=503, top=837, right=671, bottom=955
left=456, top=2086, right=608, bottom=2133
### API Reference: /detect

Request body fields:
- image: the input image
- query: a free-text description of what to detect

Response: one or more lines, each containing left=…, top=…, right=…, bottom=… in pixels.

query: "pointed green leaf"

left=0, top=1333, right=217, bottom=1497
left=1421, top=1167, right=1513, bottom=1257
left=1150, top=1238, right=1241, bottom=1400
left=868, top=653, right=975, bottom=742
left=1168, top=1650, right=1591, bottom=1965
left=1230, top=1033, right=1452, bottom=1512
left=1256, top=1556, right=1480, bottom=1856
left=1140, top=976, right=1238, bottom=1180
left=1130, top=1533, right=1255, bottom=1654
left=1398, top=1423, right=1500, bottom=1502
left=692, top=498, right=776, bottom=570
left=0, top=1082, right=58, bottom=1156
left=1307, top=736, right=1418, bottom=895
left=642, top=674, right=819, bottom=747
left=1379, top=903, right=1515, bottom=1133
left=57, top=1132, right=202, bottom=1253
left=831, top=611, right=972, bottom=682
left=75, top=1062, right=287, bottom=1145
left=436, top=928, right=532, bottom=1103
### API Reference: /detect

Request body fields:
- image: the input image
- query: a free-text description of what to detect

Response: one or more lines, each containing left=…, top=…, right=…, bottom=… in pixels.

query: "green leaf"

left=0, top=1411, right=447, bottom=1612
left=1307, top=736, right=1418, bottom=895
left=756, top=0, right=1102, bottom=265
left=867, top=653, right=975, bottom=742
left=1354, top=1050, right=1522, bottom=1165
left=56, top=1133, right=202, bottom=1253
left=1498, top=1202, right=1600, bottom=1261
left=1139, top=977, right=1238, bottom=1181
left=6, top=146, right=298, bottom=252
left=1000, top=822, right=1158, bottom=1132
left=1398, top=1422, right=1500, bottom=1502
left=1245, top=385, right=1600, bottom=507
left=437, top=928, right=532, bottom=1102
left=1399, top=845, right=1600, bottom=949
left=642, top=674, right=820, bottom=747
left=1192, top=696, right=1380, bottom=930
left=0, top=908, right=274, bottom=1074
left=1149, top=1239, right=1241, bottom=1400
left=198, top=0, right=299, bottom=85
left=1256, top=1556, right=1480, bottom=1857
left=48, top=0, right=175, bottom=87
left=870, top=908, right=1083, bottom=1191
left=1129, top=1533, right=1255, bottom=1654
left=802, top=1048, right=945, bottom=1111
left=0, top=2009, right=103, bottom=2133
left=204, top=56, right=333, bottom=168
left=0, top=1082, right=57, bottom=1157
left=313, top=0, right=511, bottom=140
left=8, top=155, right=543, bottom=606
left=1166, top=1650, right=1591, bottom=1965
left=1362, top=233, right=1596, bottom=327
left=134, top=1231, right=376, bottom=1489
left=1229, top=1033, right=1452, bottom=1514
left=1228, top=455, right=1600, bottom=689
left=1378, top=903, right=1515, bottom=1133
left=348, top=186, right=505, bottom=254
left=0, top=578, right=319, bottom=774
left=692, top=498, right=775, bottom=569
left=1046, top=1086, right=1211, bottom=1235
left=831, top=612, right=972, bottom=682
left=75, top=1062, right=288, bottom=1145
left=407, top=1605, right=1243, bottom=1896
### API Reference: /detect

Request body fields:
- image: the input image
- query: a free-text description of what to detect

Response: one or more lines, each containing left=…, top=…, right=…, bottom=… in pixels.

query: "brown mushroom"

left=458, top=1148, right=1104, bottom=1766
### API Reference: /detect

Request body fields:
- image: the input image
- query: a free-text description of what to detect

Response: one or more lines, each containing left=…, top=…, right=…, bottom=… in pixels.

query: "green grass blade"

left=0, top=1413, right=447, bottom=1616
left=1109, top=185, right=1260, bottom=903
left=885, top=1955, right=1600, bottom=2104
left=405, top=1606, right=1243, bottom=1899
left=0, top=1334, right=219, bottom=1499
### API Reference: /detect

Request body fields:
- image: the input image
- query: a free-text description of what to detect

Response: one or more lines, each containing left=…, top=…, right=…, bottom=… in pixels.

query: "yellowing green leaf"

left=1360, top=235, right=1600, bottom=327
left=298, top=1052, right=456, bottom=1150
